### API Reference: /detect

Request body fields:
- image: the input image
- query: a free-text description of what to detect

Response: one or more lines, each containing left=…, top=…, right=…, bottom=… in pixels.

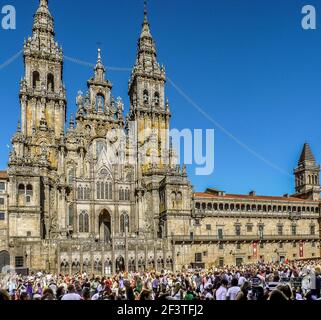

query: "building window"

left=154, top=92, right=160, bottom=106
left=0, top=182, right=5, bottom=191
left=258, top=225, right=264, bottom=239
left=310, top=225, right=316, bottom=236
left=217, top=228, right=223, bottom=240
left=260, top=243, right=264, bottom=249
left=219, top=258, right=224, bottom=268
left=119, top=188, right=124, bottom=201
left=125, top=189, right=130, bottom=201
left=236, top=243, right=241, bottom=250
left=219, top=243, right=224, bottom=250
left=47, top=73, right=54, bottom=92
left=120, top=213, right=129, bottom=234
left=0, top=212, right=5, bottom=220
left=235, top=225, right=241, bottom=236
left=79, top=211, right=89, bottom=233
left=26, top=196, right=31, bottom=204
left=68, top=205, right=74, bottom=227
left=293, top=243, right=297, bottom=248
left=0, top=198, right=4, bottom=205
left=279, top=243, right=283, bottom=249
left=195, top=253, right=202, bottom=263
left=15, top=256, right=24, bottom=268
left=26, top=231, right=31, bottom=237
left=206, top=224, right=211, bottom=231
left=32, top=71, right=40, bottom=89
left=292, top=225, right=297, bottom=236
left=247, top=224, right=253, bottom=233
left=143, top=90, right=149, bottom=104
left=277, top=225, right=283, bottom=236
left=312, top=242, right=316, bottom=248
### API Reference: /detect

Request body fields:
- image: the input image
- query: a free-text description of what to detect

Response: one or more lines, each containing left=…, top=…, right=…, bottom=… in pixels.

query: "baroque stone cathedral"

left=0, top=0, right=320, bottom=274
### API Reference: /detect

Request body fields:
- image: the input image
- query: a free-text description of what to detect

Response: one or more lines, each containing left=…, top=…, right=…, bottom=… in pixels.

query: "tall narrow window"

left=154, top=92, right=160, bottom=106
left=125, top=189, right=130, bottom=201
left=84, top=212, right=89, bottom=233
left=143, top=90, right=149, bottom=104
left=97, top=182, right=100, bottom=200
left=79, top=212, right=84, bottom=233
left=109, top=182, right=113, bottom=200
left=18, top=184, right=25, bottom=194
left=32, top=71, right=40, bottom=89
left=47, top=73, right=54, bottom=92
left=68, top=205, right=74, bottom=227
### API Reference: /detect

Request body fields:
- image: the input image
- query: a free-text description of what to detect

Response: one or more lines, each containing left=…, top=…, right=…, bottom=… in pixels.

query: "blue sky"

left=1, top=0, right=321, bottom=196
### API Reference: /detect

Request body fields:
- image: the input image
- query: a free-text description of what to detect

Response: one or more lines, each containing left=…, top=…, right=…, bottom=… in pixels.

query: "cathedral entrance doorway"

left=116, top=256, right=125, bottom=273
left=99, top=210, right=112, bottom=243
left=0, top=250, right=10, bottom=273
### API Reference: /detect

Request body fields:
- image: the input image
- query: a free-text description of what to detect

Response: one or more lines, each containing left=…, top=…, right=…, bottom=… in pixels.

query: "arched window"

left=47, top=73, right=54, bottom=92
left=120, top=213, right=129, bottom=234
left=68, top=168, right=75, bottom=185
left=68, top=204, right=74, bottom=227
left=18, top=184, right=25, bottom=194
left=97, top=182, right=101, bottom=200
left=100, top=182, right=105, bottom=200
left=84, top=212, right=89, bottom=233
left=171, top=192, right=176, bottom=208
left=143, top=90, right=149, bottom=104
left=154, top=92, right=160, bottom=106
left=32, top=71, right=40, bottom=89
left=109, top=182, right=113, bottom=200
left=119, top=188, right=124, bottom=201
left=85, top=186, right=90, bottom=200
left=125, top=189, right=130, bottom=201
left=79, top=212, right=84, bottom=233
left=96, top=93, right=105, bottom=111
left=26, top=185, right=33, bottom=196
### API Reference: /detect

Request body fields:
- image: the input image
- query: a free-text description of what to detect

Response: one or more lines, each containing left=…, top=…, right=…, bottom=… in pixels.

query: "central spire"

left=33, top=0, right=54, bottom=35
left=141, top=0, right=152, bottom=39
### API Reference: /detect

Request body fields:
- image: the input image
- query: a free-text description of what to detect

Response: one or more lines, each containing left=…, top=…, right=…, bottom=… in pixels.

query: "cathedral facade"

left=0, top=0, right=320, bottom=274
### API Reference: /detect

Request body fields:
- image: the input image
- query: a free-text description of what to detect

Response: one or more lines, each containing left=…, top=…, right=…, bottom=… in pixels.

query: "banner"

left=253, top=242, right=258, bottom=259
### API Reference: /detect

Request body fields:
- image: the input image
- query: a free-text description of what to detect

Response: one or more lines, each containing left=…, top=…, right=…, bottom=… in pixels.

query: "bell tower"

left=294, top=143, right=321, bottom=200
left=20, top=0, right=66, bottom=139
left=128, top=2, right=171, bottom=174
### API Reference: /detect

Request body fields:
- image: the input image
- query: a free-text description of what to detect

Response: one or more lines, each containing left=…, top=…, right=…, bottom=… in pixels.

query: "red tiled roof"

left=0, top=171, right=8, bottom=180
left=194, top=192, right=316, bottom=203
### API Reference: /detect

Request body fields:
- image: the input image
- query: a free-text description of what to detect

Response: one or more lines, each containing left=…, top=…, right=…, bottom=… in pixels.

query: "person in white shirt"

left=226, top=278, right=241, bottom=301
left=61, top=284, right=82, bottom=301
left=238, top=274, right=247, bottom=287
left=215, top=279, right=228, bottom=300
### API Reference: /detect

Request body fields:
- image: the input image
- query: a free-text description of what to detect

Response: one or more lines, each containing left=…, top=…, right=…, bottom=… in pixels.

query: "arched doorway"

left=99, top=210, right=112, bottom=243
left=0, top=251, right=10, bottom=273
left=116, top=256, right=125, bottom=273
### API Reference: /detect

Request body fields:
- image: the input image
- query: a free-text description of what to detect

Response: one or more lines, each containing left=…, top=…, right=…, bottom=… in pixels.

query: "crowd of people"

left=1, top=260, right=321, bottom=301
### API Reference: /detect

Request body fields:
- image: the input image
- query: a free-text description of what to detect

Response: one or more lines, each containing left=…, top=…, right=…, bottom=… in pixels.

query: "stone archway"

left=0, top=251, right=10, bottom=273
left=99, top=209, right=112, bottom=243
